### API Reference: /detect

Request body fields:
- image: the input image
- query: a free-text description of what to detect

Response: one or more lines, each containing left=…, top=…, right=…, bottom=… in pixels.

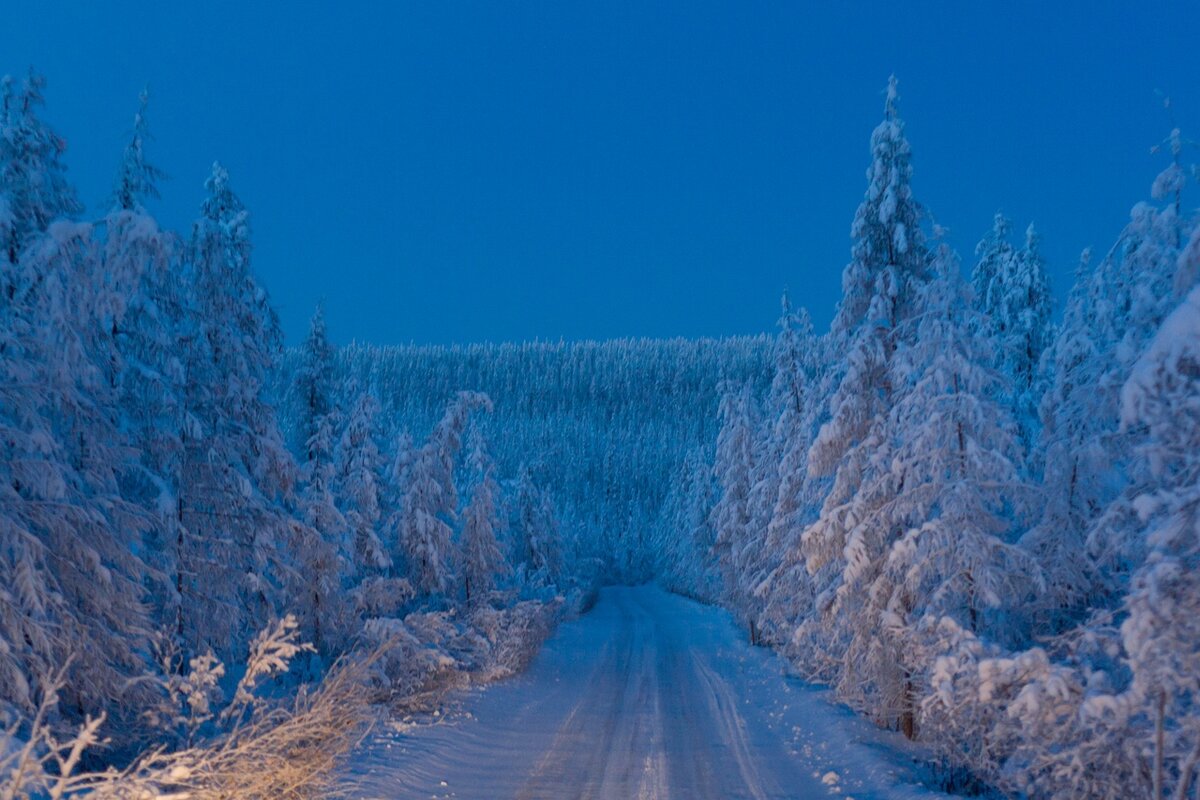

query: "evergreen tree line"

left=695, top=77, right=1200, bottom=799
left=280, top=334, right=771, bottom=584
left=0, top=70, right=575, bottom=768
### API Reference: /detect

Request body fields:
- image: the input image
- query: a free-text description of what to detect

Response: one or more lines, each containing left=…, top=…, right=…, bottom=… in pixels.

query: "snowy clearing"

left=351, top=585, right=947, bottom=800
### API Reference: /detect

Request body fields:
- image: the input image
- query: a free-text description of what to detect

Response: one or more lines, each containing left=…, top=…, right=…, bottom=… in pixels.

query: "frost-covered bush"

left=1, top=618, right=375, bottom=800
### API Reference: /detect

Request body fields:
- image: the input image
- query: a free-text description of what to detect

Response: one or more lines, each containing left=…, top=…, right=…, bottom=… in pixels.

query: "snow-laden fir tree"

left=398, top=392, right=491, bottom=596
left=293, top=303, right=335, bottom=460
left=335, top=386, right=389, bottom=573
left=970, top=211, right=1014, bottom=324
left=1020, top=250, right=1106, bottom=630
left=990, top=223, right=1053, bottom=449
left=111, top=88, right=166, bottom=214
left=801, top=78, right=931, bottom=669
left=1109, top=281, right=1200, bottom=800
left=657, top=447, right=720, bottom=601
left=175, top=162, right=300, bottom=657
left=710, top=382, right=761, bottom=621
left=458, top=424, right=509, bottom=606
left=513, top=465, right=563, bottom=588
left=759, top=300, right=827, bottom=644
left=103, top=90, right=189, bottom=642
left=971, top=212, right=1054, bottom=451
left=298, top=408, right=350, bottom=652
left=1037, top=134, right=1193, bottom=619
left=844, top=248, right=1039, bottom=737
left=0, top=70, right=82, bottom=270
left=0, top=93, right=154, bottom=721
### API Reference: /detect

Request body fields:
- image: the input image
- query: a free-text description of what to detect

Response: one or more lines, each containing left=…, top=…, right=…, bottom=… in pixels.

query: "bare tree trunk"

left=1156, top=689, right=1167, bottom=800
left=901, top=673, right=916, bottom=740
left=1175, top=730, right=1200, bottom=800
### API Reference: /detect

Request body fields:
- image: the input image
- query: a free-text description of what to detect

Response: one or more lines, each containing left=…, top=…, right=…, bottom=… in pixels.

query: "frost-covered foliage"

left=696, top=81, right=1200, bottom=798
left=972, top=214, right=1053, bottom=450
left=459, top=425, right=510, bottom=606
left=0, top=73, right=580, bottom=788
left=5, top=65, right=1199, bottom=800
left=282, top=336, right=772, bottom=584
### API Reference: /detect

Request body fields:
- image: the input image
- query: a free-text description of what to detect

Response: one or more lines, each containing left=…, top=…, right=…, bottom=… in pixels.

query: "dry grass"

left=3, top=652, right=379, bottom=800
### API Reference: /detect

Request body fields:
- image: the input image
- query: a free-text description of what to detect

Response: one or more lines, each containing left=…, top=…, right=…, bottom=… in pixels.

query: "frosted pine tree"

left=1021, top=251, right=1106, bottom=630
left=513, top=465, right=563, bottom=588
left=802, top=77, right=931, bottom=637
left=761, top=302, right=826, bottom=643
left=989, top=222, right=1053, bottom=449
left=335, top=387, right=389, bottom=572
left=105, top=90, right=187, bottom=637
left=111, top=88, right=166, bottom=213
left=293, top=303, right=335, bottom=460
left=298, top=409, right=350, bottom=651
left=176, top=163, right=299, bottom=656
left=847, top=251, right=1038, bottom=736
left=0, top=70, right=82, bottom=269
left=459, top=425, right=509, bottom=606
left=970, top=212, right=1014, bottom=324
left=710, top=383, right=757, bottom=619
left=0, top=89, right=154, bottom=722
left=399, top=392, right=491, bottom=595
left=1078, top=136, right=1190, bottom=605
left=1103, top=283, right=1200, bottom=800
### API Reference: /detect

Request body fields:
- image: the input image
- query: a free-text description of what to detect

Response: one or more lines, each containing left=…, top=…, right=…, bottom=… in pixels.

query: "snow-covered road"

left=352, top=585, right=945, bottom=800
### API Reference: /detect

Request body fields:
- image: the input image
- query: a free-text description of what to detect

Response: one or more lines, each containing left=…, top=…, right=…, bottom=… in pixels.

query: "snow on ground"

left=350, top=585, right=950, bottom=800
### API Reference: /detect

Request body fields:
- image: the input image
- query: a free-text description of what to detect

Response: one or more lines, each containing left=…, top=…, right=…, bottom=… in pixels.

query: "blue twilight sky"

left=4, top=2, right=1199, bottom=345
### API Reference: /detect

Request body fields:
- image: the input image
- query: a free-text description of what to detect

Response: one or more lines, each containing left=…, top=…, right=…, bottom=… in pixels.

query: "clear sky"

left=4, top=2, right=1199, bottom=345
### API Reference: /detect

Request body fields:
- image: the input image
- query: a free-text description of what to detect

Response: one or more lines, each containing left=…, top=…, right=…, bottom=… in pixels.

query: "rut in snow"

left=352, top=585, right=945, bottom=800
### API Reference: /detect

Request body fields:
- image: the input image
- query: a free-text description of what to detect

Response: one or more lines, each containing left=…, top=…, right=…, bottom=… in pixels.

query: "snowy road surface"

left=352, top=585, right=945, bottom=800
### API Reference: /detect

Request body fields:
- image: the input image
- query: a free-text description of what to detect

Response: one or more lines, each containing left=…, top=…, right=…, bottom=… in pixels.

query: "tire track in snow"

left=516, top=590, right=665, bottom=799
left=690, top=655, right=773, bottom=800
left=352, top=585, right=940, bottom=800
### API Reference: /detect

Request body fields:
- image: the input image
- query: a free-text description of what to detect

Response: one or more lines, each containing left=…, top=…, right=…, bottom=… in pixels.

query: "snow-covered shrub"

left=2, top=621, right=375, bottom=800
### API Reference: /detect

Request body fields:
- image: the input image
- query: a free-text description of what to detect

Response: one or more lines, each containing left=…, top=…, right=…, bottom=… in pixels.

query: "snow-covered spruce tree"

left=1027, top=133, right=1192, bottom=634
left=292, top=303, right=335, bottom=460
left=1020, top=250, right=1107, bottom=631
left=799, top=78, right=932, bottom=722
left=111, top=88, right=166, bottom=214
left=759, top=298, right=826, bottom=644
left=104, top=90, right=190, bottom=640
left=0, top=76, right=161, bottom=726
left=512, top=465, right=564, bottom=589
left=459, top=424, right=509, bottom=607
left=175, top=163, right=300, bottom=657
left=1082, top=129, right=1194, bottom=599
left=1109, top=281, right=1200, bottom=800
left=0, top=70, right=82, bottom=272
left=398, top=392, right=492, bottom=596
left=992, top=223, right=1053, bottom=450
left=709, top=383, right=757, bottom=622
left=657, top=447, right=720, bottom=601
left=970, top=211, right=1015, bottom=325
left=972, top=213, right=1053, bottom=451
left=335, top=386, right=389, bottom=574
left=297, top=408, right=350, bottom=653
left=853, top=250, right=1039, bottom=737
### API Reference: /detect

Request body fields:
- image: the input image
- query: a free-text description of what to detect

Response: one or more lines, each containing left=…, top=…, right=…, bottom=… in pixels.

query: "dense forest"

left=2, top=69, right=1199, bottom=800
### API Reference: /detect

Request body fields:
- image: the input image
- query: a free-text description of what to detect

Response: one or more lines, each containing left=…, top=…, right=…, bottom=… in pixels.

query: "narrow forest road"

left=351, top=586, right=946, bottom=800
